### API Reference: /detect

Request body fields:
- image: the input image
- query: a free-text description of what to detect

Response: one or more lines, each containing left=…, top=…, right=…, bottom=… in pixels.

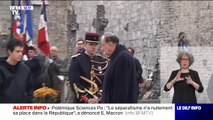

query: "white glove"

left=48, top=59, right=53, bottom=64
left=22, top=54, right=28, bottom=61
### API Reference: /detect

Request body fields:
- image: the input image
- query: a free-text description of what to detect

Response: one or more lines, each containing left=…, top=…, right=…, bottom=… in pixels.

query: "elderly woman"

left=164, top=52, right=203, bottom=103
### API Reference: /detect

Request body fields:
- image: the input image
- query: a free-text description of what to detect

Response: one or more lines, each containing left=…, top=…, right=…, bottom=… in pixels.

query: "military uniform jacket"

left=69, top=52, right=108, bottom=102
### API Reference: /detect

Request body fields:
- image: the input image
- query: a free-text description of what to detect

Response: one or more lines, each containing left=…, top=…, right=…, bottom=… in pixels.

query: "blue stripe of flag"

left=17, top=0, right=24, bottom=34
left=26, top=0, right=33, bottom=40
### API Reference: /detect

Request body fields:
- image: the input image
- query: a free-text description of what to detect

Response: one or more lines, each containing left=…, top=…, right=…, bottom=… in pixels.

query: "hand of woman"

left=165, top=70, right=184, bottom=90
left=185, top=75, right=193, bottom=84
left=174, top=70, right=184, bottom=82
left=185, top=75, right=200, bottom=90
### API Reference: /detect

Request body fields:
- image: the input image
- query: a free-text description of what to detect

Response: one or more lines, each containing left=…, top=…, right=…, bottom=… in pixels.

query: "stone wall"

left=0, top=1, right=69, bottom=59
left=0, top=1, right=11, bottom=35
left=1, top=1, right=213, bottom=64
left=70, top=1, right=213, bottom=103
left=160, top=47, right=213, bottom=103
left=1, top=1, right=213, bottom=103
left=70, top=1, right=213, bottom=76
left=32, top=1, right=69, bottom=59
left=0, top=1, right=11, bottom=57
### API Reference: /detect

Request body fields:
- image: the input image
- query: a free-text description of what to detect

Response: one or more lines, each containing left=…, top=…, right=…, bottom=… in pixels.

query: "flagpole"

left=11, top=0, right=15, bottom=38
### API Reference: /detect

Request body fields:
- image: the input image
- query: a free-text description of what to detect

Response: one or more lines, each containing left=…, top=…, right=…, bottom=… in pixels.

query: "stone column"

left=92, top=5, right=108, bottom=37
left=0, top=34, right=9, bottom=57
left=67, top=3, right=79, bottom=59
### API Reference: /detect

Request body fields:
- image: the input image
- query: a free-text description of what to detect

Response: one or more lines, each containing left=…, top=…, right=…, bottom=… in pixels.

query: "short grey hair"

left=50, top=46, right=58, bottom=51
left=176, top=52, right=194, bottom=66
left=101, top=32, right=119, bottom=44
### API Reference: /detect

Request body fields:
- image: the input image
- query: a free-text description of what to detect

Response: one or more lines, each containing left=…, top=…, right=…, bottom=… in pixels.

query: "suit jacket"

left=135, top=58, right=143, bottom=83
left=46, top=56, right=64, bottom=92
left=25, top=56, right=42, bottom=89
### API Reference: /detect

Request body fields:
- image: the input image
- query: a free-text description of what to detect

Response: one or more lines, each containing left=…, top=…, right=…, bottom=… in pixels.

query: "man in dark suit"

left=127, top=47, right=144, bottom=98
left=25, top=46, right=42, bottom=90
left=127, top=47, right=143, bottom=84
left=69, top=33, right=108, bottom=103
left=100, top=32, right=137, bottom=103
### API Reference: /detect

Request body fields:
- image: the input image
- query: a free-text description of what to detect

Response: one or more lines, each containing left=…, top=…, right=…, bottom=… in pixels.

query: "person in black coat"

left=100, top=32, right=138, bottom=103
left=24, top=46, right=42, bottom=90
left=127, top=47, right=143, bottom=83
left=0, top=38, right=34, bottom=103
left=127, top=47, right=143, bottom=98
left=164, top=52, right=203, bottom=103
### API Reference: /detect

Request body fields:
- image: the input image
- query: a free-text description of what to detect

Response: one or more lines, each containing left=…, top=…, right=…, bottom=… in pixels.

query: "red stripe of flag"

left=37, top=0, right=50, bottom=57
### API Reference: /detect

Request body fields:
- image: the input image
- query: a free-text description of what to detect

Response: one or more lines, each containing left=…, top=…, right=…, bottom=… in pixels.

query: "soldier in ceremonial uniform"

left=69, top=33, right=108, bottom=103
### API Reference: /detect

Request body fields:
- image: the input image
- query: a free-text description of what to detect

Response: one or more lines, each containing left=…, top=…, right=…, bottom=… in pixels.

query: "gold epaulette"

left=71, top=53, right=81, bottom=59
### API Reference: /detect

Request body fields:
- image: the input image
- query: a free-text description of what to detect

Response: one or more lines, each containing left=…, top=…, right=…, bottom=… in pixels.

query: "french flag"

left=22, top=0, right=33, bottom=55
left=24, top=0, right=33, bottom=46
left=13, top=0, right=24, bottom=41
left=37, top=0, right=50, bottom=57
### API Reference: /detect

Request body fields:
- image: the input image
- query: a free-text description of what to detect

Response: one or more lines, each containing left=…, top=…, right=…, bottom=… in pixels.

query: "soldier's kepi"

left=69, top=32, right=108, bottom=103
left=85, top=33, right=100, bottom=43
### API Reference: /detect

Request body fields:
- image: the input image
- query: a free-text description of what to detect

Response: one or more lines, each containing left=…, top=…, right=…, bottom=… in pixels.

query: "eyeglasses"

left=181, top=58, right=189, bottom=61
